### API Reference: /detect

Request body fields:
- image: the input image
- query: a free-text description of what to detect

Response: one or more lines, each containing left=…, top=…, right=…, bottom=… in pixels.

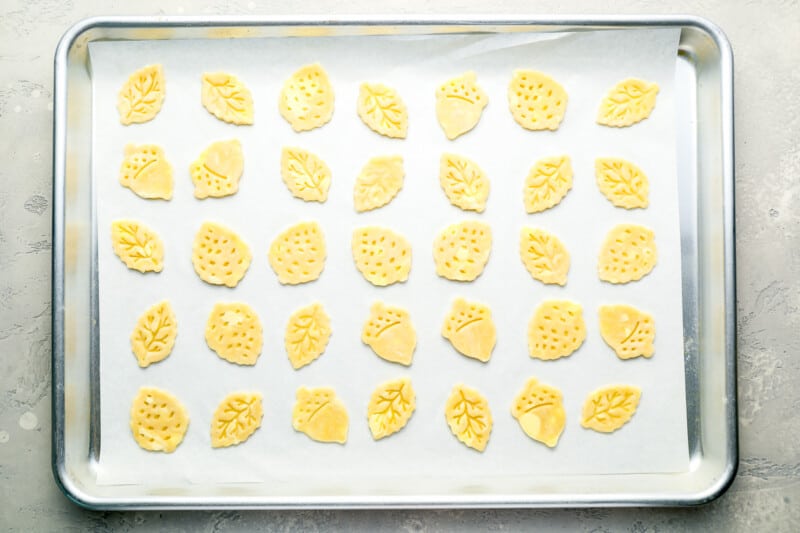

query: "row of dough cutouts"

left=130, top=379, right=642, bottom=453
left=121, top=145, right=650, bottom=213
left=119, top=63, right=659, bottom=135
left=131, top=298, right=654, bottom=370
left=111, top=219, right=657, bottom=287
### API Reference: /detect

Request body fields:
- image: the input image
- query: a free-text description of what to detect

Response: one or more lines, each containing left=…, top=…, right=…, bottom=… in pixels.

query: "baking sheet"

left=90, top=27, right=686, bottom=488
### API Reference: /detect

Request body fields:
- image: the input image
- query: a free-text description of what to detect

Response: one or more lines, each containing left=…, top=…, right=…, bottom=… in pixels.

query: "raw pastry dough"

left=435, top=71, right=488, bottom=139
left=285, top=302, right=332, bottom=369
left=441, top=297, right=496, bottom=363
left=354, top=155, right=404, bottom=212
left=519, top=227, right=570, bottom=285
left=192, top=221, right=252, bottom=287
left=201, top=72, right=254, bottom=125
left=598, top=224, right=657, bottom=283
left=444, top=384, right=492, bottom=452
left=598, top=304, right=655, bottom=359
left=362, top=302, right=416, bottom=366
left=597, top=78, right=659, bottom=127
left=281, top=147, right=331, bottom=202
left=511, top=377, right=566, bottom=448
left=433, top=220, right=492, bottom=281
left=367, top=377, right=416, bottom=440
left=524, top=155, right=573, bottom=213
left=129, top=387, right=189, bottom=452
left=357, top=82, right=408, bottom=138
left=190, top=139, right=244, bottom=199
left=595, top=157, right=649, bottom=208
left=205, top=301, right=263, bottom=365
left=118, top=144, right=173, bottom=200
left=278, top=63, right=334, bottom=132
left=351, top=226, right=412, bottom=286
left=117, top=64, right=165, bottom=125
left=111, top=219, right=164, bottom=273
left=581, top=384, right=642, bottom=432
left=268, top=221, right=326, bottom=285
left=210, top=392, right=263, bottom=448
left=527, top=299, right=586, bottom=360
left=508, top=69, right=567, bottom=131
left=439, top=153, right=489, bottom=212
left=292, top=386, right=349, bottom=444
left=130, top=300, right=177, bottom=368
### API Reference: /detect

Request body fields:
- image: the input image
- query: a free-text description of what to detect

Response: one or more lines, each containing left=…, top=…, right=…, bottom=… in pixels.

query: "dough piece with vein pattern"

left=357, top=82, right=408, bottom=138
left=117, top=64, right=165, bottom=125
left=130, top=300, right=177, bottom=368
left=354, top=155, right=404, bottom=212
left=285, top=302, right=332, bottom=369
left=201, top=72, right=254, bottom=125
left=111, top=219, right=164, bottom=273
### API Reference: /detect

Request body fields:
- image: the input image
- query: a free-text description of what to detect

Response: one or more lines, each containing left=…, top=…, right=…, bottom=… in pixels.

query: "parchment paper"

left=90, top=27, right=686, bottom=488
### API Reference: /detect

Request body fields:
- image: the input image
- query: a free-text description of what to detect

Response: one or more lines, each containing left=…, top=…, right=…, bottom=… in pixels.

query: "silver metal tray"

left=52, top=15, right=736, bottom=509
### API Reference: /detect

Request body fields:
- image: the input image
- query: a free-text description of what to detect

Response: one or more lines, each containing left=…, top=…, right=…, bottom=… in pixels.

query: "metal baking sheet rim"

left=51, top=14, right=736, bottom=510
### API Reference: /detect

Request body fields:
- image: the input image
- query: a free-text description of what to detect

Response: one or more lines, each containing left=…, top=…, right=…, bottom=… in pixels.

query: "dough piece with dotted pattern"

left=351, top=226, right=412, bottom=286
left=598, top=304, right=655, bottom=359
left=205, top=301, right=263, bottom=366
left=268, top=221, right=327, bottom=285
left=511, top=377, right=566, bottom=448
left=192, top=221, right=252, bottom=287
left=435, top=71, right=488, bottom=140
left=279, top=63, right=335, bottom=132
left=508, top=70, right=567, bottom=131
left=292, top=386, right=349, bottom=444
left=118, top=144, right=173, bottom=200
left=190, top=139, right=244, bottom=199
left=433, top=220, right=492, bottom=282
left=598, top=224, right=657, bottom=283
left=441, top=297, right=496, bottom=363
left=527, top=299, right=586, bottom=360
left=362, top=302, right=416, bottom=366
left=129, top=387, right=189, bottom=452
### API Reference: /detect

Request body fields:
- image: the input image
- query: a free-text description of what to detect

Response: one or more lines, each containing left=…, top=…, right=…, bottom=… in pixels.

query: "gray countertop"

left=1, top=0, right=798, bottom=530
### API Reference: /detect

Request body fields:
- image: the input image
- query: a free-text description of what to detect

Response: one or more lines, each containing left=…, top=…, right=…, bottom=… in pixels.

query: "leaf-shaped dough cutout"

left=598, top=224, right=657, bottom=283
left=111, top=219, right=164, bottom=273
left=205, top=301, right=263, bottom=365
left=433, top=220, right=492, bottom=281
left=595, top=157, right=649, bottom=208
left=129, top=387, right=189, bottom=452
left=367, top=377, right=416, bottom=440
left=357, top=82, right=408, bottom=138
left=519, top=226, right=570, bottom=285
left=436, top=71, right=488, bottom=139
left=508, top=69, right=568, bottom=131
left=599, top=304, right=655, bottom=359
left=524, top=155, right=573, bottom=213
left=117, top=64, right=165, bottom=125
left=278, top=63, right=335, bottom=132
left=192, top=221, right=252, bottom=287
left=281, top=147, right=331, bottom=203
left=118, top=144, right=173, bottom=200
left=190, top=139, right=244, bottom=199
left=441, top=297, right=496, bottom=363
left=444, top=384, right=492, bottom=452
left=201, top=72, right=254, bottom=125
left=130, top=300, right=177, bottom=368
left=527, top=299, right=586, bottom=360
left=285, top=302, right=332, bottom=369
left=354, top=155, right=404, bottom=212
left=292, top=386, right=349, bottom=444
left=362, top=301, right=416, bottom=366
left=597, top=78, right=659, bottom=127
left=210, top=392, right=263, bottom=448
left=511, top=377, right=566, bottom=448
left=268, top=221, right=327, bottom=285
left=351, top=226, right=412, bottom=286
left=581, top=384, right=642, bottom=432
left=439, top=153, right=489, bottom=212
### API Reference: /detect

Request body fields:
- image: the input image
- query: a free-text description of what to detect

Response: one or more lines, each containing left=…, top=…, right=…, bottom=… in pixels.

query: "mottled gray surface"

left=1, top=0, right=798, bottom=530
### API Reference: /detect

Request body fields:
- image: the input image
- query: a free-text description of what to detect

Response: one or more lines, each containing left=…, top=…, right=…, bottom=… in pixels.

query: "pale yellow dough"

left=205, top=301, right=263, bottom=365
left=354, top=155, right=404, bottom=212
left=278, top=63, right=334, bottom=132
left=285, top=302, right=332, bottom=369
left=192, top=221, right=252, bottom=287
left=527, top=300, right=586, bottom=360
left=511, top=377, right=566, bottom=448
left=130, top=387, right=189, bottom=452
left=444, top=384, right=492, bottom=452
left=268, top=221, right=327, bottom=285
left=111, top=219, right=164, bottom=273
left=435, top=71, right=488, bottom=139
left=439, top=153, right=489, bottom=212
left=357, top=82, right=408, bottom=138
left=433, top=220, right=492, bottom=282
left=598, top=304, right=655, bottom=359
left=581, top=384, right=642, bottom=433
left=190, top=139, right=244, bottom=199
left=367, top=377, right=416, bottom=440
left=441, top=297, right=496, bottom=363
left=117, top=64, right=165, bottom=125
left=130, top=300, right=177, bottom=368
left=362, top=302, right=416, bottom=366
left=598, top=224, right=657, bottom=283
left=519, top=226, right=570, bottom=285
left=118, top=144, right=173, bottom=200
left=595, top=157, right=649, bottom=209
left=292, top=386, right=349, bottom=444
left=508, top=69, right=568, bottom=131
left=281, top=147, right=331, bottom=202
left=351, top=226, right=412, bottom=286
left=597, top=78, right=659, bottom=127
left=210, top=392, right=263, bottom=448
left=201, top=72, right=254, bottom=125
left=523, top=155, right=573, bottom=213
